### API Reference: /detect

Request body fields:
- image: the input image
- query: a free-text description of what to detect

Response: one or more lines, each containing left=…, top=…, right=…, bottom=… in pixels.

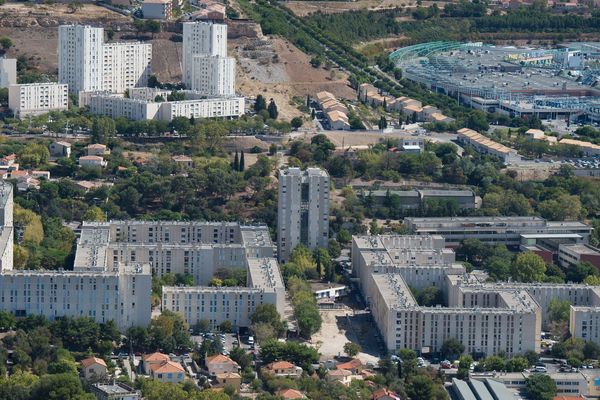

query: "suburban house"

left=277, top=388, right=307, bottom=399
left=142, top=352, right=171, bottom=374
left=80, top=357, right=108, bottom=380
left=206, top=354, right=240, bottom=376
left=86, top=143, right=111, bottom=156
left=149, top=360, right=186, bottom=383
left=326, top=369, right=355, bottom=386
left=49, top=141, right=72, bottom=158
left=171, top=155, right=194, bottom=169
left=336, top=358, right=364, bottom=374
left=79, top=155, right=108, bottom=168
left=214, top=372, right=242, bottom=392
left=372, top=388, right=402, bottom=400
left=263, top=361, right=303, bottom=378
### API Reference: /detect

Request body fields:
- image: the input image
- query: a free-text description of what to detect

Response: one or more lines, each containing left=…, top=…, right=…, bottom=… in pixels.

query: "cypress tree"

left=233, top=151, right=239, bottom=171
left=239, top=151, right=245, bottom=171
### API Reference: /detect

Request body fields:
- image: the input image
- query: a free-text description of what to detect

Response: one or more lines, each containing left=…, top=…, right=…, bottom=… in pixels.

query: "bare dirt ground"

left=234, top=36, right=356, bottom=120
left=311, top=309, right=382, bottom=364
left=286, top=0, right=450, bottom=16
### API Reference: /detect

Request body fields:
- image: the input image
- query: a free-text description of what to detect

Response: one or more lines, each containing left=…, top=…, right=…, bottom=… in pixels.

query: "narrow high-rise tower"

left=277, top=168, right=329, bottom=263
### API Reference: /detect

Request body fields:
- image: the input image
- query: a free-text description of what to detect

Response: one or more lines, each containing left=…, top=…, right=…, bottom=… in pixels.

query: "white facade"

left=88, top=91, right=244, bottom=121
left=277, top=168, right=329, bottom=263
left=0, top=58, right=17, bottom=88
left=189, top=55, right=235, bottom=96
left=182, top=22, right=228, bottom=90
left=8, top=83, right=68, bottom=119
left=58, top=25, right=151, bottom=94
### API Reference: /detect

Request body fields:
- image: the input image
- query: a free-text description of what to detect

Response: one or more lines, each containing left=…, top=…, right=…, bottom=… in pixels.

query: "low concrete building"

left=80, top=357, right=108, bottom=380
left=90, top=382, right=140, bottom=400
left=311, top=282, right=347, bottom=301
left=559, top=138, right=600, bottom=156
left=558, top=243, right=600, bottom=271
left=214, top=372, right=241, bottom=392
left=171, top=155, right=193, bottom=169
left=142, top=0, right=172, bottom=19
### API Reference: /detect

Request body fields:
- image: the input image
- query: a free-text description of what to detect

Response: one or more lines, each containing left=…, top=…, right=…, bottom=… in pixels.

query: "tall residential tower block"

left=277, top=167, right=329, bottom=263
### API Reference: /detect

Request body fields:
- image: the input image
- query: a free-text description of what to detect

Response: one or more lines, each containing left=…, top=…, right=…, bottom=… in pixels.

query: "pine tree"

left=239, top=151, right=245, bottom=171
left=233, top=151, right=239, bottom=171
left=311, top=109, right=316, bottom=119
left=383, top=98, right=387, bottom=110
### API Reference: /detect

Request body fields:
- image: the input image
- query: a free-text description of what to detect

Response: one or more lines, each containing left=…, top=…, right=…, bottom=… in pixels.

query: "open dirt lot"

left=311, top=309, right=382, bottom=364
left=286, top=0, right=451, bottom=16
left=235, top=36, right=356, bottom=120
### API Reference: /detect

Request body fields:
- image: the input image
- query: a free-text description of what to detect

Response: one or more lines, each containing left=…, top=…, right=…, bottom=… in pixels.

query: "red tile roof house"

left=205, top=354, right=240, bottom=376
left=263, top=360, right=303, bottom=378
left=372, top=388, right=402, bottom=400
left=142, top=352, right=170, bottom=374
left=80, top=357, right=108, bottom=380
left=149, top=360, right=185, bottom=383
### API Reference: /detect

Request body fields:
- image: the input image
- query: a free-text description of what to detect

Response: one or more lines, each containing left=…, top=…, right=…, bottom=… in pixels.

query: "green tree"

left=250, top=304, right=287, bottom=337
left=268, top=99, right=278, bottom=119
left=0, top=310, right=16, bottom=331
left=457, top=354, right=473, bottom=379
left=240, top=151, right=245, bottom=171
left=406, top=374, right=436, bottom=400
left=511, top=252, right=547, bottom=282
left=31, top=373, right=93, bottom=400
left=548, top=299, right=571, bottom=323
left=291, top=117, right=303, bottom=130
left=566, top=261, right=599, bottom=283
left=441, top=338, right=464, bottom=359
left=83, top=206, right=105, bottom=222
left=0, top=36, right=12, bottom=50
left=92, top=117, right=116, bottom=144
left=255, top=95, right=267, bottom=112
left=526, top=374, right=557, bottom=400
left=67, top=0, right=84, bottom=13
left=506, top=356, right=529, bottom=372
left=343, top=342, right=361, bottom=357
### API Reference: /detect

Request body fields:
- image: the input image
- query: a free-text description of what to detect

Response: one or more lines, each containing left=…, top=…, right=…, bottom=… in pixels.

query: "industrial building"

left=391, top=42, right=600, bottom=122
left=403, top=216, right=592, bottom=247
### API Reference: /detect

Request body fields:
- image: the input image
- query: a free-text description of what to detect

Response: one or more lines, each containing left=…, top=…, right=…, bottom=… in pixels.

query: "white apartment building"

left=353, top=234, right=600, bottom=354
left=277, top=168, right=329, bottom=263
left=88, top=90, right=244, bottom=121
left=162, top=258, right=286, bottom=329
left=0, top=58, right=17, bottom=88
left=189, top=55, right=235, bottom=96
left=58, top=25, right=151, bottom=94
left=8, top=83, right=68, bottom=119
left=182, top=22, right=230, bottom=93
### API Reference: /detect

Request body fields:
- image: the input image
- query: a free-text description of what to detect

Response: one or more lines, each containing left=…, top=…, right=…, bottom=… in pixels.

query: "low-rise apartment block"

left=316, top=91, right=350, bottom=130
left=142, top=0, right=172, bottom=19
left=457, top=128, right=520, bottom=163
left=88, top=89, right=244, bottom=121
left=8, top=83, right=69, bottom=119
left=559, top=138, right=600, bottom=156
left=403, top=216, right=592, bottom=247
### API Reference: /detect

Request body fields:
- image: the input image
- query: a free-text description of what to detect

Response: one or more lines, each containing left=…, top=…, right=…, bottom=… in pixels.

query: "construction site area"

left=391, top=41, right=600, bottom=123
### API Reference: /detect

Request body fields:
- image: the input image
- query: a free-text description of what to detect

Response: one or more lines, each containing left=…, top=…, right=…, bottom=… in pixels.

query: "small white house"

left=79, top=155, right=107, bottom=168
left=49, top=141, right=72, bottom=158
left=80, top=357, right=108, bottom=380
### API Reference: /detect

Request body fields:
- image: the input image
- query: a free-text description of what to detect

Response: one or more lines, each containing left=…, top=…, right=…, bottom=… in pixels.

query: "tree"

left=482, top=356, right=505, bottom=371
left=31, top=373, right=93, bottom=400
left=255, top=95, right=267, bottom=112
left=378, top=116, right=387, bottom=130
left=106, top=28, right=115, bottom=41
left=548, top=299, right=571, bottom=323
left=219, top=320, right=232, bottom=333
left=584, top=341, right=600, bottom=360
left=232, top=151, right=239, bottom=171
left=506, top=356, right=529, bottom=372
left=83, top=206, right=105, bottom=222
left=0, top=36, right=12, bottom=51
left=146, top=20, right=161, bottom=38
left=0, top=310, right=15, bottom=331
left=566, top=261, right=599, bottom=283
left=457, top=354, right=473, bottom=379
left=67, top=0, right=84, bottom=14
left=343, top=342, right=361, bottom=358
left=250, top=304, right=287, bottom=337
left=406, top=374, right=436, bottom=400
left=92, top=117, right=116, bottom=144
left=268, top=99, right=278, bottom=120
left=441, top=338, right=464, bottom=359
left=291, top=117, right=303, bottom=130
left=240, top=151, right=245, bottom=171
left=511, top=252, right=547, bottom=282
left=526, top=374, right=557, bottom=400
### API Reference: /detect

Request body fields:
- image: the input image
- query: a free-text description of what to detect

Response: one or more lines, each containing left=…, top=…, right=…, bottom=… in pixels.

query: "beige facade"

left=8, top=83, right=69, bottom=119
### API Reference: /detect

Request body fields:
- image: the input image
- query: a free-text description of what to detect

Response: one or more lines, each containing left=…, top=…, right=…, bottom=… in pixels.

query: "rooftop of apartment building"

left=560, top=243, right=600, bottom=255
left=247, top=257, right=285, bottom=290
